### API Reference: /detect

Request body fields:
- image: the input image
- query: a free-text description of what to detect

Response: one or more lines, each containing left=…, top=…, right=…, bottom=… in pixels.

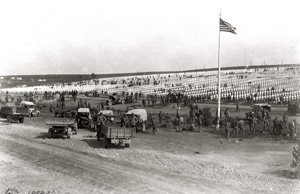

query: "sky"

left=0, top=0, right=299, bottom=75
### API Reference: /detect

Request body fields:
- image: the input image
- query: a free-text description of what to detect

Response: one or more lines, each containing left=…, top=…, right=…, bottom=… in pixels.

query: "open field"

left=0, top=95, right=300, bottom=194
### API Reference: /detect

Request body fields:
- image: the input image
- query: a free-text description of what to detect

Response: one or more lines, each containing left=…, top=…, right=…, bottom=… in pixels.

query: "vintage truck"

left=76, top=108, right=93, bottom=129
left=98, top=110, right=120, bottom=122
left=20, top=101, right=40, bottom=117
left=286, top=101, right=300, bottom=130
left=108, top=93, right=126, bottom=105
left=46, top=118, right=78, bottom=139
left=0, top=105, right=28, bottom=123
left=54, top=107, right=77, bottom=118
left=97, top=125, right=136, bottom=148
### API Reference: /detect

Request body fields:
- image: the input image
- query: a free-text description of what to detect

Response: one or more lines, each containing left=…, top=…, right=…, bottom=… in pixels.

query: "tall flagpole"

left=216, top=9, right=221, bottom=131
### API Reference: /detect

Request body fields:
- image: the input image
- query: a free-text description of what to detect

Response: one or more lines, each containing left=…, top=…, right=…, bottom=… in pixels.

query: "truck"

left=20, top=101, right=40, bottom=117
left=76, top=108, right=93, bottom=129
left=0, top=105, right=28, bottom=123
left=97, top=125, right=136, bottom=148
left=54, top=107, right=77, bottom=118
left=46, top=118, right=78, bottom=139
left=286, top=101, right=300, bottom=130
left=98, top=110, right=120, bottom=122
left=108, top=93, right=126, bottom=105
left=252, top=103, right=271, bottom=113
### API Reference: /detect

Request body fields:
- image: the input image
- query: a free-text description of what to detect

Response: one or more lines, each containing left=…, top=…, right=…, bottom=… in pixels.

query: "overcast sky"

left=0, top=0, right=299, bottom=75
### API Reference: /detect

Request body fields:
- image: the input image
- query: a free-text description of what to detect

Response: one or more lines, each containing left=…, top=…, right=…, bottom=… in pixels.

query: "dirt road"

left=0, top=132, right=257, bottom=194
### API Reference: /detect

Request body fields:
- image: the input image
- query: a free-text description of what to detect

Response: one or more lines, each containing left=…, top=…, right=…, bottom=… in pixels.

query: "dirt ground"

left=0, top=97, right=300, bottom=194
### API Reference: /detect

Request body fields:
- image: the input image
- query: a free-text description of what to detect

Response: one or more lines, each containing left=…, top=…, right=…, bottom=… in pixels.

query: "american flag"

left=220, top=18, right=236, bottom=34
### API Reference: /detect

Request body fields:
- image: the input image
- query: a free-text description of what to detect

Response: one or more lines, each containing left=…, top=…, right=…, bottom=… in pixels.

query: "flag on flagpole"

left=220, top=18, right=236, bottom=34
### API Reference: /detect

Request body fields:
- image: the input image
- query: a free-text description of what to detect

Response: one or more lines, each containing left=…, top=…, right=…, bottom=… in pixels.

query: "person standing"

left=120, top=114, right=129, bottom=127
left=273, top=117, right=279, bottom=134
left=289, top=120, right=296, bottom=139
left=142, top=99, right=146, bottom=108
left=158, top=111, right=163, bottom=126
left=238, top=118, right=245, bottom=135
left=130, top=113, right=138, bottom=131
left=165, top=113, right=172, bottom=127
left=278, top=121, right=284, bottom=140
left=197, top=114, right=203, bottom=132
left=283, top=112, right=288, bottom=128
left=174, top=115, right=182, bottom=132
left=248, top=112, right=255, bottom=134
left=148, top=114, right=156, bottom=134
left=96, top=113, right=106, bottom=141
left=236, top=102, right=240, bottom=112
left=225, top=120, right=231, bottom=139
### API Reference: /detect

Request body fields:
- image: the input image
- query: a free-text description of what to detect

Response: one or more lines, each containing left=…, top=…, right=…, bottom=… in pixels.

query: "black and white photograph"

left=0, top=0, right=300, bottom=193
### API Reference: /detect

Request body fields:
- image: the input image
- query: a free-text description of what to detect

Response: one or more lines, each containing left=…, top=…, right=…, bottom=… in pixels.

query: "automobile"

left=76, top=108, right=92, bottom=129
left=20, top=101, right=40, bottom=117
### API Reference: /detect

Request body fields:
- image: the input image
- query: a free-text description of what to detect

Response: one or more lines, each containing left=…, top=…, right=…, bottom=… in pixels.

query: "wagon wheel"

left=7, top=115, right=12, bottom=123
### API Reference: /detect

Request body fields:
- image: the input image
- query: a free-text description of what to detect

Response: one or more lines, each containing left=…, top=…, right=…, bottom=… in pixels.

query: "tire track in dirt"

left=0, top=133, right=254, bottom=194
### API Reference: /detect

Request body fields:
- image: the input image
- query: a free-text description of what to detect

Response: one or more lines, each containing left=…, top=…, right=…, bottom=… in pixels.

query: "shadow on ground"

left=35, top=132, right=49, bottom=139
left=82, top=138, right=127, bottom=150
left=266, top=169, right=299, bottom=179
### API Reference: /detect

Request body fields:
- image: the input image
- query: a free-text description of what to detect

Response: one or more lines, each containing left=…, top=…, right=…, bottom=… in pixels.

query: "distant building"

left=0, top=77, right=4, bottom=80
left=38, top=79, right=46, bottom=82
left=11, top=77, right=15, bottom=80
left=16, top=77, right=22, bottom=80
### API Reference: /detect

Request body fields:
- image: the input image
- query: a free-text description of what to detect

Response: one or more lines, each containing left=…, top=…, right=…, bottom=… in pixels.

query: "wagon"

left=46, top=118, right=78, bottom=139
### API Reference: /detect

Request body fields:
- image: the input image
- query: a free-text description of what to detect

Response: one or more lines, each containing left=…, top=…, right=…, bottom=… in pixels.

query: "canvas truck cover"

left=78, top=108, right=90, bottom=113
left=46, top=118, right=75, bottom=126
left=126, top=109, right=147, bottom=122
left=252, top=103, right=271, bottom=112
left=99, top=110, right=114, bottom=115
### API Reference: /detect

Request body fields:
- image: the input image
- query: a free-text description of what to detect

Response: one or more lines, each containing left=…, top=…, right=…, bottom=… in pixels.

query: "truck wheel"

left=97, top=133, right=100, bottom=141
left=19, top=117, right=24, bottom=123
left=7, top=115, right=12, bottom=123
left=121, top=100, right=125, bottom=104
left=74, top=126, right=78, bottom=135
left=103, top=136, right=108, bottom=148
left=67, top=128, right=72, bottom=139
left=48, top=128, right=53, bottom=138
left=125, top=143, right=130, bottom=148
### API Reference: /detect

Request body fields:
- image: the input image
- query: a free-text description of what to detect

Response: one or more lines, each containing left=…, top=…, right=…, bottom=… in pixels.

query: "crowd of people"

left=1, top=66, right=299, bottom=140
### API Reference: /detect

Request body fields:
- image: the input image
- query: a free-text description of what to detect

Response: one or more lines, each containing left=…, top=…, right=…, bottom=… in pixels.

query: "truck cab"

left=20, top=101, right=40, bottom=117
left=76, top=108, right=92, bottom=129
